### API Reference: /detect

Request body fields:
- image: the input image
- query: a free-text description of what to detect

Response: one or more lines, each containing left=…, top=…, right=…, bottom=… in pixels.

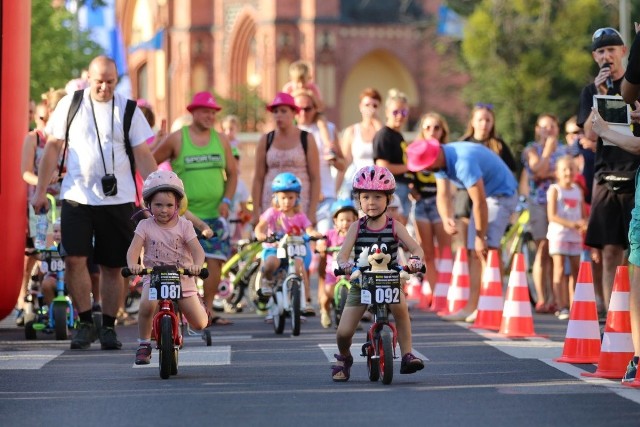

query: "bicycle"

left=323, top=246, right=352, bottom=327
left=121, top=265, right=209, bottom=380
left=23, top=247, right=75, bottom=340
left=500, top=195, right=537, bottom=303
left=264, top=233, right=322, bottom=336
left=218, top=237, right=263, bottom=313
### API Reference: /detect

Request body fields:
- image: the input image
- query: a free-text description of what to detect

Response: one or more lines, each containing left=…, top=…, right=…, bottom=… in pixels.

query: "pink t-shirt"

left=259, top=207, right=312, bottom=236
left=134, top=216, right=199, bottom=297
left=324, top=228, right=347, bottom=284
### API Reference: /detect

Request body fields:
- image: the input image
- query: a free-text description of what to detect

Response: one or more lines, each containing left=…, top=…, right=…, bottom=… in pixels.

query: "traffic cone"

left=583, top=266, right=634, bottom=378
left=406, top=274, right=423, bottom=304
left=416, top=276, right=433, bottom=311
left=430, top=246, right=452, bottom=313
left=555, top=261, right=601, bottom=364
left=499, top=253, right=541, bottom=338
left=471, top=249, right=503, bottom=330
left=439, top=248, right=469, bottom=316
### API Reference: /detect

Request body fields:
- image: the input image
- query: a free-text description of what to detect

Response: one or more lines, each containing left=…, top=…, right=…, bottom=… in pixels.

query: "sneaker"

left=320, top=311, right=332, bottom=329
left=400, top=352, right=425, bottom=374
left=70, top=322, right=97, bottom=350
left=622, top=360, right=638, bottom=383
left=557, top=308, right=570, bottom=320
left=135, top=343, right=152, bottom=365
left=99, top=326, right=122, bottom=350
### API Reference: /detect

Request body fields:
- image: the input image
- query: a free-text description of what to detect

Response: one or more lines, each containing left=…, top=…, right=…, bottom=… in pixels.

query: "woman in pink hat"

left=251, top=92, right=320, bottom=225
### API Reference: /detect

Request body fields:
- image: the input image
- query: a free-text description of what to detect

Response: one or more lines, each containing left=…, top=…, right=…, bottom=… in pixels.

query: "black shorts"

left=454, top=188, right=472, bottom=219
left=60, top=200, right=135, bottom=268
left=585, top=182, right=634, bottom=249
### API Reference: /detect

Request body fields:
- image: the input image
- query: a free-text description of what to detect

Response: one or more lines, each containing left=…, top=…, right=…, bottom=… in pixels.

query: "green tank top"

left=171, top=126, right=226, bottom=219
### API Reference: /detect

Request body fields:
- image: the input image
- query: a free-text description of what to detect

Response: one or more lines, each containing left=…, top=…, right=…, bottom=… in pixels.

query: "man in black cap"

left=577, top=27, right=640, bottom=319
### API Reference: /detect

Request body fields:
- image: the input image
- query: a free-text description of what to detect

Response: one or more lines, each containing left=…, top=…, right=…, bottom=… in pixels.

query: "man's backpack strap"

left=123, top=99, right=138, bottom=200
left=59, top=89, right=84, bottom=178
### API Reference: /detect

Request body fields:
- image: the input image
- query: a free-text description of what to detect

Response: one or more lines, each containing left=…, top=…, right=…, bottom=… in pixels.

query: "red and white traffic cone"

left=439, top=248, right=469, bottom=316
left=430, top=246, right=452, bottom=313
left=499, top=253, right=541, bottom=338
left=471, top=249, right=503, bottom=330
left=555, top=261, right=600, bottom=364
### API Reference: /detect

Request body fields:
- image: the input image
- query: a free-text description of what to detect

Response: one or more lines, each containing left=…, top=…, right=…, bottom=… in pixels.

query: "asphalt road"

left=1, top=304, right=639, bottom=427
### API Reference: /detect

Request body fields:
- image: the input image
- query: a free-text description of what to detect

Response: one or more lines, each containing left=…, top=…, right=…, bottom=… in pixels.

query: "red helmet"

left=352, top=165, right=395, bottom=193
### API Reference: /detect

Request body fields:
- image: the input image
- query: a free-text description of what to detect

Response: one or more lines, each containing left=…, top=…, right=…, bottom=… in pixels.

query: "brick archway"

left=228, top=10, right=257, bottom=98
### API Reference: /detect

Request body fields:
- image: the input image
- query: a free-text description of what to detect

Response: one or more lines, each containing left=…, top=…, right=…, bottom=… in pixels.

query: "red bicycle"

left=121, top=265, right=209, bottom=380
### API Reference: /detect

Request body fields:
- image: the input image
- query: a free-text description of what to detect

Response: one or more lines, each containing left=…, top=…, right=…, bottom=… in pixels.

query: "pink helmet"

left=352, top=165, right=396, bottom=193
left=142, top=170, right=185, bottom=202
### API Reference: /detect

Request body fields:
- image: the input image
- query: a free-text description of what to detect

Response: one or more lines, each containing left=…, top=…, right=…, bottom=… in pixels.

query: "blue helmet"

left=271, top=172, right=302, bottom=194
left=331, top=199, right=358, bottom=218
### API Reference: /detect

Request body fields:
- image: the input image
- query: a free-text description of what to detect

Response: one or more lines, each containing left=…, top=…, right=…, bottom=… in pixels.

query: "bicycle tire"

left=229, top=260, right=260, bottom=307
left=272, top=291, right=285, bottom=334
left=380, top=330, right=394, bottom=385
left=171, top=348, right=178, bottom=376
left=520, top=231, right=538, bottom=305
left=203, top=329, right=212, bottom=346
left=159, top=316, right=173, bottom=379
left=53, top=302, right=68, bottom=340
left=290, top=279, right=301, bottom=336
left=335, top=283, right=349, bottom=326
left=367, top=341, right=379, bottom=382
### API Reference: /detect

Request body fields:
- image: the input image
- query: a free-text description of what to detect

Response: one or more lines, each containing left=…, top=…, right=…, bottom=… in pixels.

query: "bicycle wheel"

left=272, top=291, right=285, bottom=334
left=380, top=330, right=394, bottom=385
left=203, top=329, right=212, bottom=346
left=520, top=231, right=538, bottom=305
left=366, top=340, right=379, bottom=382
left=159, top=316, right=173, bottom=379
left=53, top=302, right=68, bottom=340
left=290, top=279, right=302, bottom=336
left=171, top=348, right=178, bottom=376
left=334, top=283, right=349, bottom=326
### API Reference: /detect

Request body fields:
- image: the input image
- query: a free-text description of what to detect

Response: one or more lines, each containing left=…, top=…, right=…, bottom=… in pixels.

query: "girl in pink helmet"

left=331, top=165, right=426, bottom=381
left=126, top=170, right=209, bottom=365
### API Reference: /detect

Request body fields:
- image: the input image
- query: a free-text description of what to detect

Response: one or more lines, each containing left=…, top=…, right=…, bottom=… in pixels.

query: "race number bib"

left=41, top=253, right=64, bottom=274
left=149, top=271, right=182, bottom=301
left=362, top=271, right=401, bottom=304
left=286, top=243, right=307, bottom=258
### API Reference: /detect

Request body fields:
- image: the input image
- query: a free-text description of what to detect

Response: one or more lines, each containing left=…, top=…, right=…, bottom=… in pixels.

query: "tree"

left=457, top=0, right=620, bottom=152
left=30, top=0, right=103, bottom=101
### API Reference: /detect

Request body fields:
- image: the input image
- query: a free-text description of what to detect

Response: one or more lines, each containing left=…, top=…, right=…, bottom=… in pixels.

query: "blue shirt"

left=434, top=142, right=517, bottom=197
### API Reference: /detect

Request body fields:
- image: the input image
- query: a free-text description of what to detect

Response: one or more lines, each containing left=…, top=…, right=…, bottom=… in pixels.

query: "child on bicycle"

left=254, top=172, right=321, bottom=318
left=332, top=165, right=425, bottom=381
left=546, top=155, right=588, bottom=320
left=126, top=170, right=208, bottom=365
left=315, top=199, right=359, bottom=328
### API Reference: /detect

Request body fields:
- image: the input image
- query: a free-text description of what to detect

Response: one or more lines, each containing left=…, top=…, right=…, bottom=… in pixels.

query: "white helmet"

left=142, top=170, right=185, bottom=202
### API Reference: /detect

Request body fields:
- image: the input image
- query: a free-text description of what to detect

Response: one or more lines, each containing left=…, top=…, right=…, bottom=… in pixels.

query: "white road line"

left=132, top=345, right=231, bottom=368
left=318, top=344, right=428, bottom=363
left=0, top=350, right=64, bottom=369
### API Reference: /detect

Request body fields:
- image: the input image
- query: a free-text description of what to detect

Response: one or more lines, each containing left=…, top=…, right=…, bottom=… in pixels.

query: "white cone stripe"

left=433, top=285, right=449, bottom=297
left=502, top=301, right=533, bottom=316
left=447, top=287, right=469, bottom=300
left=601, top=332, right=635, bottom=352
left=478, top=296, right=504, bottom=311
left=507, top=271, right=527, bottom=288
left=566, top=320, right=601, bottom=339
left=421, top=282, right=432, bottom=294
left=573, top=282, right=596, bottom=302
left=452, top=264, right=469, bottom=275
left=438, top=259, right=452, bottom=271
left=608, top=291, right=630, bottom=312
left=483, top=267, right=501, bottom=282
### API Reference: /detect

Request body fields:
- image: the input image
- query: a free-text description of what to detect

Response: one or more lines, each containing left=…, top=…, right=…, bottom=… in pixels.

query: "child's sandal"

left=331, top=353, right=353, bottom=382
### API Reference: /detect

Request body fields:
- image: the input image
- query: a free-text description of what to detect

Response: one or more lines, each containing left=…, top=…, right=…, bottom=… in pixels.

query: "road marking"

left=318, top=344, right=428, bottom=363
left=0, top=350, right=64, bottom=369
left=132, top=345, right=231, bottom=368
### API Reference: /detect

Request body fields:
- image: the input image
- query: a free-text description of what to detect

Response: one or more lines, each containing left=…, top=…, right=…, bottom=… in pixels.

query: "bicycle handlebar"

left=121, top=267, right=209, bottom=279
left=262, top=233, right=325, bottom=244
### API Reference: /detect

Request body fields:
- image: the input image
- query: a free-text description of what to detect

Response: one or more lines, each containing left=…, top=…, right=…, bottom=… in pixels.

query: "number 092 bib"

left=360, top=271, right=401, bottom=305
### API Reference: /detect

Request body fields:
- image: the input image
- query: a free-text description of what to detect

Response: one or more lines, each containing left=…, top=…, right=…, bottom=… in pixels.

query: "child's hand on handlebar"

left=186, top=265, right=202, bottom=276
left=407, top=256, right=424, bottom=273
left=254, top=230, right=267, bottom=242
left=201, top=227, right=214, bottom=239
left=128, top=264, right=144, bottom=275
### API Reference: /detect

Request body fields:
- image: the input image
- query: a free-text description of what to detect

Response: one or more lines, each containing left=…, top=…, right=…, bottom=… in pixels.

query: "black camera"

left=101, top=174, right=118, bottom=196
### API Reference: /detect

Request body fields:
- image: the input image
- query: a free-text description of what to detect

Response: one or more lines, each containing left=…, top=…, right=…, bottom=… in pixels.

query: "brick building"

left=116, top=0, right=468, bottom=132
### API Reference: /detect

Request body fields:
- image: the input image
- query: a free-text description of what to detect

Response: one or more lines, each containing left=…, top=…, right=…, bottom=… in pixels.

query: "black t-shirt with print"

left=373, top=126, right=411, bottom=183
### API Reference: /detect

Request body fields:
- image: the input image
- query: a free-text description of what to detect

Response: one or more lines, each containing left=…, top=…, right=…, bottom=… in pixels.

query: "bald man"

left=32, top=56, right=157, bottom=350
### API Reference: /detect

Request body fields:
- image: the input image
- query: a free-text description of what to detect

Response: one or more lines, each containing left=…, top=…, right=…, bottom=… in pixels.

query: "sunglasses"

left=592, top=27, right=622, bottom=42
left=298, top=106, right=314, bottom=113
left=423, top=124, right=441, bottom=131
left=392, top=109, right=408, bottom=117
left=475, top=102, right=494, bottom=110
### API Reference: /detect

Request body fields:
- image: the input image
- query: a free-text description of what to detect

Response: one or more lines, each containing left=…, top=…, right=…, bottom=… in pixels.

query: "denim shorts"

left=394, top=181, right=412, bottom=218
left=413, top=197, right=442, bottom=223
left=467, top=193, right=518, bottom=249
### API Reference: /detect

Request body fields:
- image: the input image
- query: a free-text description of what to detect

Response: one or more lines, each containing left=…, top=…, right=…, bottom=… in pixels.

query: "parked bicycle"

left=121, top=266, right=209, bottom=380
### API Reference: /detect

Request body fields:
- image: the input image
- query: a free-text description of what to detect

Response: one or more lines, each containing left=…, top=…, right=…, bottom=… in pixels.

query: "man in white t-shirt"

left=32, top=56, right=157, bottom=350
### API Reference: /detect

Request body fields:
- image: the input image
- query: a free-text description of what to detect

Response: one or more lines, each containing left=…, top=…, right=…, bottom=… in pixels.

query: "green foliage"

left=215, top=85, right=265, bottom=132
left=458, top=0, right=618, bottom=154
left=30, top=0, right=103, bottom=101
